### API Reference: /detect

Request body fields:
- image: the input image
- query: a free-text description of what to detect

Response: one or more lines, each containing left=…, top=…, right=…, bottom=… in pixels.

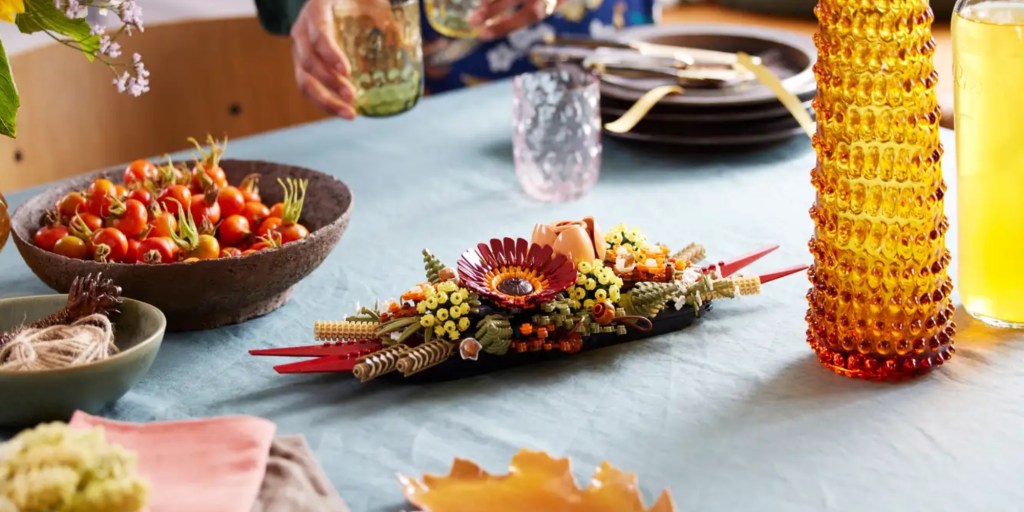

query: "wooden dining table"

left=2, top=75, right=1018, bottom=511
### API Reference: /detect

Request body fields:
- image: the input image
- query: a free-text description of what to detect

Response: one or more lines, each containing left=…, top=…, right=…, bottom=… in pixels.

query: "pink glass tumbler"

left=512, top=66, right=602, bottom=202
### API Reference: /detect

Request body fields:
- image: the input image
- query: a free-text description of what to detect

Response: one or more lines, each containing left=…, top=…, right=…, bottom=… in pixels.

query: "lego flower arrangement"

left=253, top=218, right=808, bottom=382
left=0, top=0, right=148, bottom=138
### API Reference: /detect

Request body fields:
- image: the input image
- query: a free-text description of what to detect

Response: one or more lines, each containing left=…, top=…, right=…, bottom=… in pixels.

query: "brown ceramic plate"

left=601, top=98, right=814, bottom=123
left=11, top=160, right=353, bottom=331
left=602, top=108, right=815, bottom=136
left=603, top=24, right=817, bottom=106
left=603, top=114, right=810, bottom=148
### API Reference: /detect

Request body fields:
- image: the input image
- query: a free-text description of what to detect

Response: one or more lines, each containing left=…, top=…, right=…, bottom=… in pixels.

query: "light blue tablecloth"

left=2, top=82, right=1021, bottom=512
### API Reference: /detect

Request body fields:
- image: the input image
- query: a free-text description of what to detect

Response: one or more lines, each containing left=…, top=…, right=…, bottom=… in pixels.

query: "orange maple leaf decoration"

left=398, top=450, right=675, bottom=512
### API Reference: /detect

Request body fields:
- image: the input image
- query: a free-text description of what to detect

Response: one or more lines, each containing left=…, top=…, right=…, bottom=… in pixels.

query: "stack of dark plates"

left=601, top=24, right=817, bottom=150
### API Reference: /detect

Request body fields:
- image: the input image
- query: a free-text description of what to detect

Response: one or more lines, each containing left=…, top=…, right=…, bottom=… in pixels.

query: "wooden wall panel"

left=0, top=17, right=327, bottom=192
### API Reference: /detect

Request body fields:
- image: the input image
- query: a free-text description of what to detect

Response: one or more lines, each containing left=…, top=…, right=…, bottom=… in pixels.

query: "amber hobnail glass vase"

left=807, top=0, right=956, bottom=380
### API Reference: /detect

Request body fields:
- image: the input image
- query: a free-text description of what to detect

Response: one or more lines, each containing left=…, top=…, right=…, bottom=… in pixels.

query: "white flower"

left=99, top=36, right=121, bottom=58
left=118, top=0, right=144, bottom=31
left=678, top=267, right=701, bottom=287
left=673, top=280, right=688, bottom=311
left=589, top=19, right=617, bottom=39
left=113, top=71, right=129, bottom=93
left=614, top=247, right=636, bottom=274
left=485, top=44, right=517, bottom=73
left=57, top=0, right=88, bottom=19
left=508, top=24, right=553, bottom=51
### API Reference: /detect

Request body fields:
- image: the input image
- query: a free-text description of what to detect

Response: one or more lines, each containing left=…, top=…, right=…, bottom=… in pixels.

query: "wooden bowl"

left=11, top=160, right=353, bottom=331
left=0, top=295, right=165, bottom=427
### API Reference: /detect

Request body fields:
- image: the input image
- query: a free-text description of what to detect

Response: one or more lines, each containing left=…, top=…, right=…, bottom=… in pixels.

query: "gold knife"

left=543, top=34, right=758, bottom=68
left=734, top=52, right=815, bottom=138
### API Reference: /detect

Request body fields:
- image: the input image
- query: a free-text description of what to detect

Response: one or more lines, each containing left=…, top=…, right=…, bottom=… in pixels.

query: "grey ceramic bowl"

left=11, top=160, right=353, bottom=331
left=0, top=295, right=165, bottom=427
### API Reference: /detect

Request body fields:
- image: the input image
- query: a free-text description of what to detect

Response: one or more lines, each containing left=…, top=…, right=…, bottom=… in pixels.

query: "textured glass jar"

left=334, top=0, right=423, bottom=117
left=807, top=0, right=956, bottom=380
left=953, top=0, right=1024, bottom=328
left=512, top=67, right=602, bottom=202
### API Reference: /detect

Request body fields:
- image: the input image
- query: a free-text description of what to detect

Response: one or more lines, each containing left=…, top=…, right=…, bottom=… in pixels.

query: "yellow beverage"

left=954, top=2, right=1024, bottom=327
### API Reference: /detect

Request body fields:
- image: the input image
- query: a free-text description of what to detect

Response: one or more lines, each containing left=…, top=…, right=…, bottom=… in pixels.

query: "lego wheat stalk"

left=252, top=218, right=806, bottom=381
left=807, top=0, right=956, bottom=381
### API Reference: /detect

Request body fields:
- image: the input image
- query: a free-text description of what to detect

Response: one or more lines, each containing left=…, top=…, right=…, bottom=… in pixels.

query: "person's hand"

left=470, top=0, right=566, bottom=40
left=291, top=0, right=357, bottom=119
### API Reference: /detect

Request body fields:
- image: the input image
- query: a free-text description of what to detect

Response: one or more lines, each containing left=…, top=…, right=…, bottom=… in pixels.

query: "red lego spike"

left=757, top=264, right=810, bottom=284
left=702, top=245, right=780, bottom=277
left=273, top=355, right=360, bottom=374
left=250, top=340, right=383, bottom=358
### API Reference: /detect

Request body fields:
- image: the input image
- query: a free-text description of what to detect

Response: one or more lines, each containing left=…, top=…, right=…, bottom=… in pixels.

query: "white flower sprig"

left=51, top=0, right=149, bottom=96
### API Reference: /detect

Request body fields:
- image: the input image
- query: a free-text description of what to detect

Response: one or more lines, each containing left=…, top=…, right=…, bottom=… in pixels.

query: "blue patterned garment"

left=421, top=0, right=657, bottom=93
left=254, top=0, right=657, bottom=94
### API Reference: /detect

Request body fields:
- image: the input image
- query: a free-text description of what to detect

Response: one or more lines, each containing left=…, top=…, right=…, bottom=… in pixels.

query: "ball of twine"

left=0, top=314, right=118, bottom=371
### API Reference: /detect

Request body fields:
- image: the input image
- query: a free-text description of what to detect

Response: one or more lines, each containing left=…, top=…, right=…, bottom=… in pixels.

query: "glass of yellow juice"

left=953, top=0, right=1024, bottom=328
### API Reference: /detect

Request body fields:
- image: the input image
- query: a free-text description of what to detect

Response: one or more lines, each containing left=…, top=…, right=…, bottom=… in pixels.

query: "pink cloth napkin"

left=70, top=411, right=277, bottom=512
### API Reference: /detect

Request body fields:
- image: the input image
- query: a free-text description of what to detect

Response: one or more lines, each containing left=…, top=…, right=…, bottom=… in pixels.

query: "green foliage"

left=475, top=314, right=513, bottom=355
left=1, top=0, right=104, bottom=138
left=345, top=306, right=381, bottom=323
left=0, top=39, right=16, bottom=138
left=422, top=250, right=447, bottom=284
left=535, top=296, right=582, bottom=330
left=376, top=315, right=419, bottom=339
left=17, top=0, right=100, bottom=58
left=622, top=282, right=682, bottom=317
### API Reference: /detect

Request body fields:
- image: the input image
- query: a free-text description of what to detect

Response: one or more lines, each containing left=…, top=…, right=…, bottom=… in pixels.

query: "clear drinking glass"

left=512, top=66, right=602, bottom=202
left=425, top=0, right=481, bottom=38
left=953, top=0, right=1024, bottom=327
left=333, top=0, right=423, bottom=117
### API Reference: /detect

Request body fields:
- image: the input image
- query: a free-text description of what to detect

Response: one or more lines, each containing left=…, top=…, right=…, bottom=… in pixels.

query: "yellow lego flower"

left=420, top=314, right=436, bottom=328
left=437, top=309, right=449, bottom=322
left=458, top=317, right=470, bottom=331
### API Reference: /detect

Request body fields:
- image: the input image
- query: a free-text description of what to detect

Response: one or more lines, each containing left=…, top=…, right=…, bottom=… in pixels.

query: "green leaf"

left=0, top=38, right=18, bottom=138
left=17, top=0, right=100, bottom=61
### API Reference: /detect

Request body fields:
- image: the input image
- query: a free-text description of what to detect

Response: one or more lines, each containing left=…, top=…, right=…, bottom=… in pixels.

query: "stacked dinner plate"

left=600, top=24, right=817, bottom=150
